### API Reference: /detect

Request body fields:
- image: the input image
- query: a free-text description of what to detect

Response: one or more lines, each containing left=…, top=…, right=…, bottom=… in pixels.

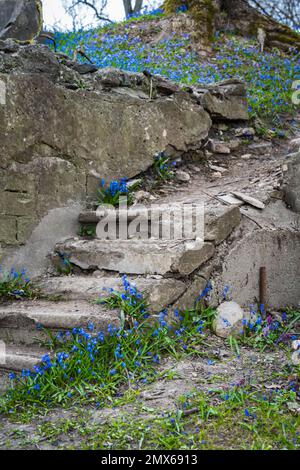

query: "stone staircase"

left=0, top=200, right=241, bottom=385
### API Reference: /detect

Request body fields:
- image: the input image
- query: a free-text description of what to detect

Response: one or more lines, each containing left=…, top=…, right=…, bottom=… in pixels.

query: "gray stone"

left=194, top=79, right=249, bottom=121
left=282, top=152, right=300, bottom=213
left=248, top=142, right=272, bottom=154
left=227, top=140, right=240, bottom=150
left=235, top=127, right=255, bottom=138
left=213, top=301, right=244, bottom=338
left=71, top=63, right=98, bottom=75
left=176, top=170, right=191, bottom=182
left=289, top=138, right=300, bottom=151
left=209, top=140, right=231, bottom=154
left=134, top=190, right=152, bottom=203
left=0, top=38, right=19, bottom=53
left=241, top=153, right=252, bottom=160
left=209, top=165, right=227, bottom=174
left=0, top=0, right=42, bottom=41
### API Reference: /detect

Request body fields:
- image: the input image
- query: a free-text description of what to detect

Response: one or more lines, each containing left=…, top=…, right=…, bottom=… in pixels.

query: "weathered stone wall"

left=0, top=41, right=248, bottom=274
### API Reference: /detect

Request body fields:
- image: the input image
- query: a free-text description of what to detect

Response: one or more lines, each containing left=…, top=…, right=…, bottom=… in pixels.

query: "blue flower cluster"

left=53, top=17, right=300, bottom=120
left=97, top=178, right=131, bottom=206
left=0, top=267, right=32, bottom=299
left=100, top=178, right=129, bottom=197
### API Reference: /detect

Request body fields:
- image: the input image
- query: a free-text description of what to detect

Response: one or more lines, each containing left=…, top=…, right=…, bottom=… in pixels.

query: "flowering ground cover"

left=0, top=268, right=37, bottom=302
left=0, top=276, right=299, bottom=450
left=53, top=13, right=300, bottom=121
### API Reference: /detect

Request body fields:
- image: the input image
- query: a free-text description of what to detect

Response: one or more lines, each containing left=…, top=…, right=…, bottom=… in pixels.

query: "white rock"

left=291, top=350, right=300, bottom=366
left=176, top=170, right=191, bottom=182
left=241, top=154, right=252, bottom=160
left=213, top=301, right=244, bottom=338
left=227, top=140, right=240, bottom=150
left=209, top=164, right=227, bottom=173
left=292, top=339, right=300, bottom=350
left=289, top=137, right=300, bottom=151
left=210, top=141, right=231, bottom=154
left=134, top=190, right=151, bottom=203
left=235, top=127, right=255, bottom=138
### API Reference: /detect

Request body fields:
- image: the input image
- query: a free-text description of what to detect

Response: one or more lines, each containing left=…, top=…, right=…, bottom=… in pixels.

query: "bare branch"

left=249, top=0, right=300, bottom=30
left=62, top=0, right=114, bottom=31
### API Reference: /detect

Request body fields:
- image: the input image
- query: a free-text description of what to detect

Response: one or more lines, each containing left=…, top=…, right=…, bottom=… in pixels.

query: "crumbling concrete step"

left=39, top=275, right=186, bottom=313
left=54, top=239, right=215, bottom=276
left=78, top=205, right=241, bottom=245
left=0, top=345, right=48, bottom=373
left=0, top=300, right=120, bottom=345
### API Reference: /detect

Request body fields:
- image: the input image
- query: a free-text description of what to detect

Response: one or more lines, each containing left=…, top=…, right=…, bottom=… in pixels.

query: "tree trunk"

left=133, top=0, right=143, bottom=15
left=122, top=0, right=144, bottom=18
left=122, top=0, right=133, bottom=18
left=164, top=0, right=300, bottom=51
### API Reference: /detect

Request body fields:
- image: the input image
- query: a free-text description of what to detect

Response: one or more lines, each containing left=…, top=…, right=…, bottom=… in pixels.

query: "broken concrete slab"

left=53, top=239, right=215, bottom=276
left=205, top=205, right=241, bottom=245
left=217, top=194, right=244, bottom=206
left=39, top=275, right=187, bottom=313
left=232, top=192, right=265, bottom=210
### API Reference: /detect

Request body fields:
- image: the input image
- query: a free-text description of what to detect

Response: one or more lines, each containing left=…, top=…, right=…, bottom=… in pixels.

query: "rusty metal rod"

left=259, top=266, right=267, bottom=316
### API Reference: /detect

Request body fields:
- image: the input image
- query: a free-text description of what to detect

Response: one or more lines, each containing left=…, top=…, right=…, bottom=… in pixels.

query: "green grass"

left=0, top=277, right=210, bottom=416
left=30, top=386, right=300, bottom=450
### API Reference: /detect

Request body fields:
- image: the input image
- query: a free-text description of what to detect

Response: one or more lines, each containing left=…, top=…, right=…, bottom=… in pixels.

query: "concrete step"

left=0, top=344, right=48, bottom=372
left=39, top=275, right=187, bottom=313
left=0, top=300, right=120, bottom=346
left=78, top=205, right=240, bottom=245
left=53, top=239, right=215, bottom=276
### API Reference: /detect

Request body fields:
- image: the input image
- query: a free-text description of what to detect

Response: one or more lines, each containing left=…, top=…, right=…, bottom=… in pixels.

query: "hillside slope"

left=53, top=10, right=300, bottom=122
